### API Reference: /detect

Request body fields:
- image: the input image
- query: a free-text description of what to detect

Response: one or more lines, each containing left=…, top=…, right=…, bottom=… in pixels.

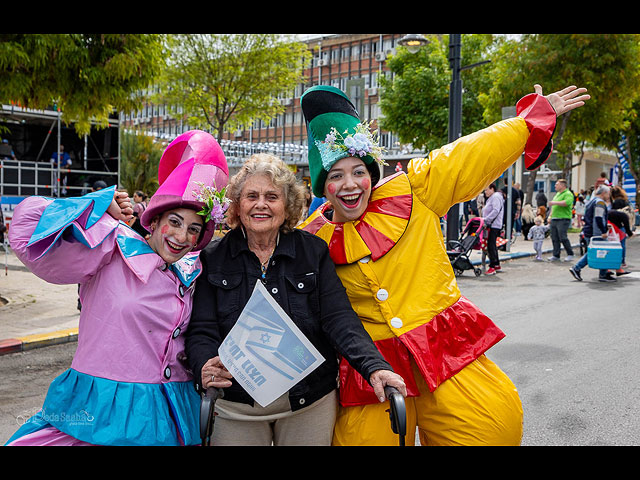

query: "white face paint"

left=148, top=207, right=203, bottom=263
left=324, top=157, right=372, bottom=223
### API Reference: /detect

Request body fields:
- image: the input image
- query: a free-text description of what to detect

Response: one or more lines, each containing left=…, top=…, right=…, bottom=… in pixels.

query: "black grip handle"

left=385, top=386, right=407, bottom=446
left=200, top=387, right=224, bottom=446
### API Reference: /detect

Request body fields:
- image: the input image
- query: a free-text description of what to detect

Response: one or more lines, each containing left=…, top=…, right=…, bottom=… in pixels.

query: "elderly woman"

left=298, top=84, right=590, bottom=445
left=185, top=153, right=405, bottom=446
left=6, top=130, right=229, bottom=446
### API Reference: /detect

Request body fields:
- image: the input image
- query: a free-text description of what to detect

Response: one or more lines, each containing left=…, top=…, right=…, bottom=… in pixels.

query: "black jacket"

left=185, top=227, right=392, bottom=411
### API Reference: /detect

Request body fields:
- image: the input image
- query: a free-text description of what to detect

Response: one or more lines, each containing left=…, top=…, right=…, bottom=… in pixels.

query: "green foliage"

left=480, top=34, right=640, bottom=158
left=120, top=130, right=165, bottom=196
left=0, top=34, right=165, bottom=136
left=379, top=34, right=497, bottom=152
left=156, top=34, right=310, bottom=140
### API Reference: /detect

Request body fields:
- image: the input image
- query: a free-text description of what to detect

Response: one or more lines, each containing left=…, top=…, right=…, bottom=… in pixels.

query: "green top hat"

left=301, top=85, right=385, bottom=198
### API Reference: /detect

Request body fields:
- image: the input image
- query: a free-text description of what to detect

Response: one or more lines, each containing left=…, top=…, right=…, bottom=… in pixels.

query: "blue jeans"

left=574, top=235, right=608, bottom=277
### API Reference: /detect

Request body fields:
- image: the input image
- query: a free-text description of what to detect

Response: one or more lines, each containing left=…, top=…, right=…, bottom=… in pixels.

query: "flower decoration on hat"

left=316, top=121, right=387, bottom=171
left=192, top=181, right=231, bottom=227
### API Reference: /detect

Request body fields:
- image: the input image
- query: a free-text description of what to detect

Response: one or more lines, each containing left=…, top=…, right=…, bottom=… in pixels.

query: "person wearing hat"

left=92, top=180, right=108, bottom=191
left=185, top=153, right=405, bottom=446
left=299, top=84, right=590, bottom=445
left=6, top=130, right=229, bottom=446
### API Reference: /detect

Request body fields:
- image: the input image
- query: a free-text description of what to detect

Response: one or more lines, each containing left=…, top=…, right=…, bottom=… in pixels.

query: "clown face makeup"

left=324, top=156, right=372, bottom=223
left=148, top=207, right=203, bottom=264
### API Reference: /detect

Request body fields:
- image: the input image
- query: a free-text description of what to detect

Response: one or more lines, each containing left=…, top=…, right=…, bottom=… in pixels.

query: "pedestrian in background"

left=594, top=171, right=609, bottom=188
left=608, top=203, right=633, bottom=275
left=610, top=185, right=635, bottom=233
left=527, top=215, right=549, bottom=261
left=483, top=183, right=505, bottom=275
left=0, top=138, right=17, bottom=160
left=50, top=144, right=72, bottom=167
left=130, top=190, right=150, bottom=237
left=574, top=194, right=585, bottom=228
left=475, top=191, right=485, bottom=217
left=535, top=190, right=548, bottom=222
left=513, top=182, right=524, bottom=236
left=501, top=182, right=522, bottom=238
left=547, top=179, right=575, bottom=262
left=569, top=185, right=616, bottom=283
left=520, top=203, right=536, bottom=240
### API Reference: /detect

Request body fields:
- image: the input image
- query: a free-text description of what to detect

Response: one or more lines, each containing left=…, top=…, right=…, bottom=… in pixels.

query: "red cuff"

left=516, top=93, right=557, bottom=171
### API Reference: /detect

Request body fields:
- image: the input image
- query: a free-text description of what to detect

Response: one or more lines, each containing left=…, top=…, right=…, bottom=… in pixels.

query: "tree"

left=379, top=34, right=498, bottom=153
left=0, top=34, right=165, bottom=136
left=120, top=130, right=165, bottom=197
left=479, top=34, right=640, bottom=203
left=156, top=34, right=311, bottom=141
left=597, top=101, right=640, bottom=203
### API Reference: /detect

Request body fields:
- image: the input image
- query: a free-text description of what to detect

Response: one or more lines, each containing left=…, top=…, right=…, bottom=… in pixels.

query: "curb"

left=470, top=242, right=582, bottom=266
left=0, top=328, right=78, bottom=356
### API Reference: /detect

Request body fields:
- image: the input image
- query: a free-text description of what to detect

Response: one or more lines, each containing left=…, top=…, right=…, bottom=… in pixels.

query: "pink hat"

left=141, top=130, right=229, bottom=251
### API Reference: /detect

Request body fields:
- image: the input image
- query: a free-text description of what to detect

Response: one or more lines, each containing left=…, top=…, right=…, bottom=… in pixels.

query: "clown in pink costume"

left=5, top=130, right=229, bottom=446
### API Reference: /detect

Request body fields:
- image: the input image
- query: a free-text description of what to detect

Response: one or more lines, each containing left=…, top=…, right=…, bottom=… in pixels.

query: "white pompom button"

left=390, top=317, right=403, bottom=329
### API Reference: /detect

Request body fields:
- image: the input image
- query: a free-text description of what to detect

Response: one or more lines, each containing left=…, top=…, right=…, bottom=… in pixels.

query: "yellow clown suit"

left=298, top=85, right=557, bottom=446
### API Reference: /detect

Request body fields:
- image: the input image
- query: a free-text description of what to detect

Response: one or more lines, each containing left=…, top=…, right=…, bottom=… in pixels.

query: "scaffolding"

left=0, top=103, right=120, bottom=199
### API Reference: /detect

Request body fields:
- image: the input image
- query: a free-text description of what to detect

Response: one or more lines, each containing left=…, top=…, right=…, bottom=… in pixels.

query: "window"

left=341, top=46, right=350, bottom=62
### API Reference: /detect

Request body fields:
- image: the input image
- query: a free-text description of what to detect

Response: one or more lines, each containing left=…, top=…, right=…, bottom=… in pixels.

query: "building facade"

left=119, top=34, right=630, bottom=203
left=119, top=34, right=412, bottom=183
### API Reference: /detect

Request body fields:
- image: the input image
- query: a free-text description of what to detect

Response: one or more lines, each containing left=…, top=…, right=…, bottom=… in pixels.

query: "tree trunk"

left=524, top=170, right=538, bottom=206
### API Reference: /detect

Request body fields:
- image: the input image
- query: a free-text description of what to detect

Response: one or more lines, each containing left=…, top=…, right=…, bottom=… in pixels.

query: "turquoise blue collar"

left=116, top=225, right=201, bottom=287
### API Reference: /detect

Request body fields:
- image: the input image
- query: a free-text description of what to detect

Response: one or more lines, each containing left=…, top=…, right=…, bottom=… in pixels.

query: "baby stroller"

left=447, top=217, right=484, bottom=277
left=579, top=231, right=588, bottom=255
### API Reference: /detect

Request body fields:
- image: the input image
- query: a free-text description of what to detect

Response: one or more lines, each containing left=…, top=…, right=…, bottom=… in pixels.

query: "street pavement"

left=0, top=229, right=588, bottom=355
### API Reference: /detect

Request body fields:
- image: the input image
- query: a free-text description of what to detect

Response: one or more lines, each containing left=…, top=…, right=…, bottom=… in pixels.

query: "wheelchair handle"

left=200, top=387, right=224, bottom=446
left=385, top=386, right=407, bottom=446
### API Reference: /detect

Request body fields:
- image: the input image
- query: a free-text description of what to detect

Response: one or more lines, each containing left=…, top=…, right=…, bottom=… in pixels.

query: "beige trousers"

left=209, top=390, right=338, bottom=446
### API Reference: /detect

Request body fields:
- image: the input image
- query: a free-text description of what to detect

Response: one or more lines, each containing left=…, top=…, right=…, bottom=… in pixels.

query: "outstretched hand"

left=535, top=84, right=590, bottom=117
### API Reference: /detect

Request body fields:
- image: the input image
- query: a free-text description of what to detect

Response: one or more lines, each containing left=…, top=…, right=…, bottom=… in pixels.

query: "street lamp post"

left=447, top=34, right=463, bottom=243
left=399, top=33, right=490, bottom=243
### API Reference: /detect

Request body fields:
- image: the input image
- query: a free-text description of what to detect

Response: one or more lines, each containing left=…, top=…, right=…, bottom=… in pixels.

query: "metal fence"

left=0, top=159, right=118, bottom=197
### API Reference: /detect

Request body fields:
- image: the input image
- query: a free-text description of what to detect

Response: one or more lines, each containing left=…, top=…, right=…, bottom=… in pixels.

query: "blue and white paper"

left=218, top=280, right=325, bottom=407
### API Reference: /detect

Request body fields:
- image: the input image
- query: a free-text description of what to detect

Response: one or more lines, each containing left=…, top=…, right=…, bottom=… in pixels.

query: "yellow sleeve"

left=407, top=117, right=529, bottom=217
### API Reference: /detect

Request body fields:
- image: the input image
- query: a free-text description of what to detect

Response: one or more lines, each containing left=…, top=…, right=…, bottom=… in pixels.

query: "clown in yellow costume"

left=298, top=84, right=589, bottom=446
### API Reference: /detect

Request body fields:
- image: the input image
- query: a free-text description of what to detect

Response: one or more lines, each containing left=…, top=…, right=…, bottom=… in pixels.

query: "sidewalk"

left=0, top=244, right=80, bottom=355
left=469, top=231, right=583, bottom=268
left=0, top=231, right=583, bottom=355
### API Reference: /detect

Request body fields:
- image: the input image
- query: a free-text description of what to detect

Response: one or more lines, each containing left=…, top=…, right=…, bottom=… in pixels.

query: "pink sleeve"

left=8, top=195, right=120, bottom=285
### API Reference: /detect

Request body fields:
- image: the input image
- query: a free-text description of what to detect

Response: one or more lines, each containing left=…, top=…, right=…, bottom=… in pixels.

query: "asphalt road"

left=1, top=237, right=638, bottom=446
left=457, top=236, right=640, bottom=446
